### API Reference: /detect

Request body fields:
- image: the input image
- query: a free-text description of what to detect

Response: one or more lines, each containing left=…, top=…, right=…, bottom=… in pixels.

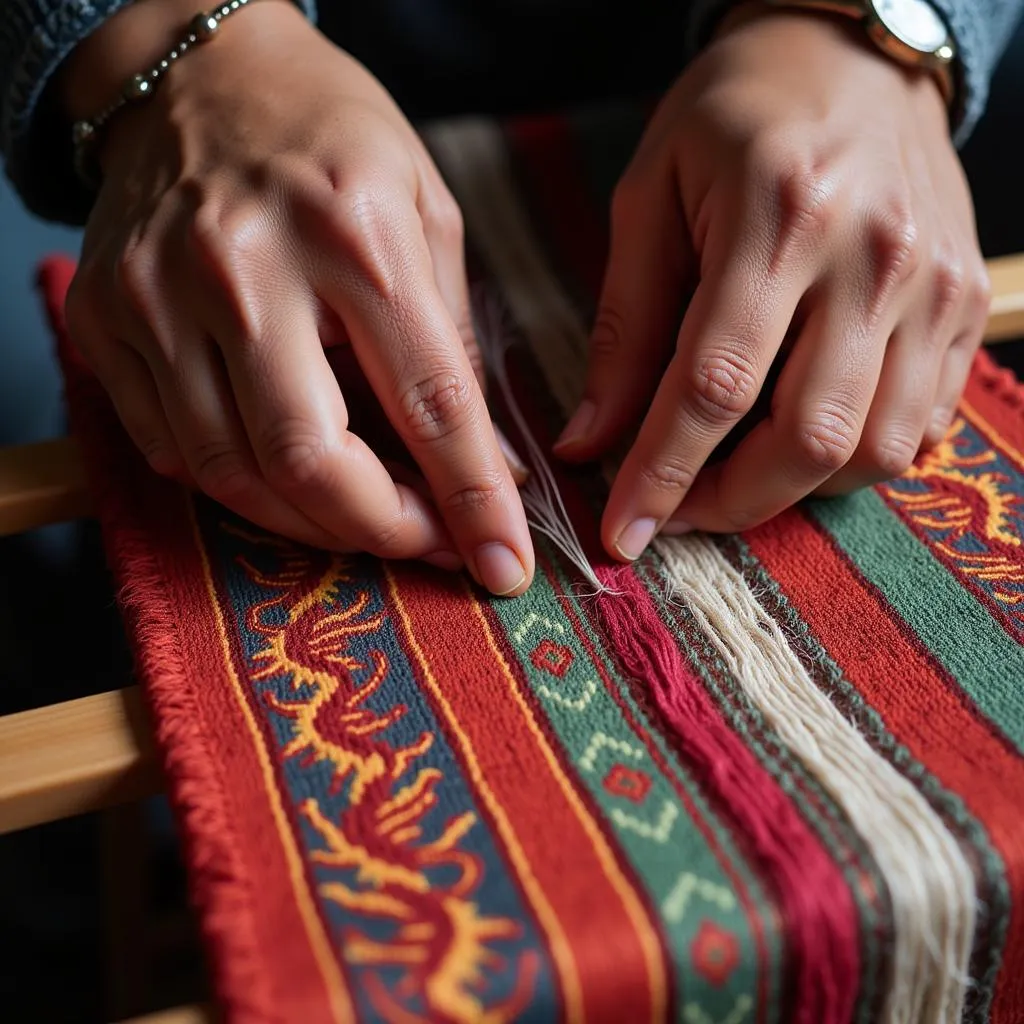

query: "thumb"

left=554, top=167, right=691, bottom=461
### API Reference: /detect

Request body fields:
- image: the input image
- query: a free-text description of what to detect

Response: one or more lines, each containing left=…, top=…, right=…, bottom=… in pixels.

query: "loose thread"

left=475, top=300, right=617, bottom=596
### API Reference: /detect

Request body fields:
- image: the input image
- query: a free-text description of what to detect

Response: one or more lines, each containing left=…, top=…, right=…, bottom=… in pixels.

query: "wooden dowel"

left=0, top=436, right=91, bottom=536
left=0, top=687, right=161, bottom=835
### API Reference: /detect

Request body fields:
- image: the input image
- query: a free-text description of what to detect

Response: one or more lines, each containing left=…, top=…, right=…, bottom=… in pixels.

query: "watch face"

left=869, top=0, right=950, bottom=52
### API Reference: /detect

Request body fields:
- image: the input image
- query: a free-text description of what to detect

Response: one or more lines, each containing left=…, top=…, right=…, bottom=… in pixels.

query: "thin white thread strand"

left=474, top=301, right=612, bottom=595
left=430, top=118, right=977, bottom=1022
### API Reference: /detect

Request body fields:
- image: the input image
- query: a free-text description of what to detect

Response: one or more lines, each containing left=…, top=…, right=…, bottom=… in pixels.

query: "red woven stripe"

left=40, top=257, right=353, bottom=1023
left=746, top=508, right=1024, bottom=1023
left=388, top=566, right=660, bottom=1024
left=589, top=564, right=861, bottom=1024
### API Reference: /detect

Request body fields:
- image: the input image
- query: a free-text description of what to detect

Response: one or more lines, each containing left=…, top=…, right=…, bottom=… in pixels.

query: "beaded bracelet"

left=72, top=0, right=258, bottom=185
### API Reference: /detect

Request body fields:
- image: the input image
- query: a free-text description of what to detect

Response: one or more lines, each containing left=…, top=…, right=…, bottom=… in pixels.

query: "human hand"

left=63, top=0, right=533, bottom=595
left=555, top=5, right=989, bottom=559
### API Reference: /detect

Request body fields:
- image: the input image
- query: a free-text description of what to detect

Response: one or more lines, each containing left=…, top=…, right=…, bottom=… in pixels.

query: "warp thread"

left=475, top=295, right=613, bottom=595
left=655, top=536, right=977, bottom=1024
left=428, top=117, right=980, bottom=1024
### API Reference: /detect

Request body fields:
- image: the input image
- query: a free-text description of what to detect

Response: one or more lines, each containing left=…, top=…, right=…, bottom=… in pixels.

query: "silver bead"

left=178, top=39, right=189, bottom=53
left=72, top=120, right=95, bottom=146
left=124, top=74, right=152, bottom=101
left=189, top=12, right=219, bottom=40
left=159, top=59, right=169, bottom=70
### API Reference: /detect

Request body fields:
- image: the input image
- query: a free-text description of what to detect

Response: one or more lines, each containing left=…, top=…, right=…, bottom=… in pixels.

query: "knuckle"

left=361, top=514, right=407, bottom=556
left=637, top=457, right=696, bottom=496
left=331, top=187, right=405, bottom=299
left=188, top=205, right=261, bottom=340
left=140, top=439, right=182, bottom=477
left=793, top=402, right=859, bottom=474
left=868, top=206, right=920, bottom=296
left=690, top=350, right=760, bottom=423
left=192, top=443, right=253, bottom=502
left=114, top=243, right=157, bottom=316
left=259, top=420, right=330, bottom=490
left=868, top=433, right=918, bottom=479
left=398, top=370, right=474, bottom=444
left=421, top=189, right=464, bottom=247
left=193, top=199, right=267, bottom=268
left=775, top=165, right=833, bottom=241
left=968, top=263, right=992, bottom=319
left=930, top=249, right=966, bottom=326
left=589, top=306, right=627, bottom=363
left=440, top=472, right=506, bottom=517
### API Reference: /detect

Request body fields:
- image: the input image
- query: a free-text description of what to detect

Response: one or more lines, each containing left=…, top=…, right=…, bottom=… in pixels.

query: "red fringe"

left=37, top=256, right=279, bottom=1023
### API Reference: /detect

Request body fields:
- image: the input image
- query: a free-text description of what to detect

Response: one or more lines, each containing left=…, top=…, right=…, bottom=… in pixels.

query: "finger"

left=141, top=323, right=371, bottom=552
left=554, top=166, right=689, bottom=460
left=669, top=275, right=894, bottom=533
left=219, top=302, right=460, bottom=560
left=923, top=332, right=982, bottom=447
left=816, top=323, right=941, bottom=495
left=418, top=178, right=529, bottom=487
left=73, top=316, right=185, bottom=480
left=316, top=192, right=534, bottom=596
left=924, top=268, right=990, bottom=447
left=599, top=238, right=814, bottom=559
left=183, top=209, right=460, bottom=563
left=418, top=177, right=479, bottom=374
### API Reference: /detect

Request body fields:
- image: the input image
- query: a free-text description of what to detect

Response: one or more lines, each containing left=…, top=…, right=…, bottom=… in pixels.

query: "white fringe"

left=656, top=535, right=976, bottom=1024
left=427, top=116, right=979, bottom=1023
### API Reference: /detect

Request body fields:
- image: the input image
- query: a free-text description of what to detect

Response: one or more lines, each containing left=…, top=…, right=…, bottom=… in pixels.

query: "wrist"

left=713, top=1, right=953, bottom=116
left=57, top=0, right=299, bottom=123
left=720, top=1, right=950, bottom=109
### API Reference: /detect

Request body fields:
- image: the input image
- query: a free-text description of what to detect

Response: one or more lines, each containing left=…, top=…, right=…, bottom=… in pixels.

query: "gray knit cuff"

left=684, top=0, right=1014, bottom=148
left=0, top=0, right=317, bottom=223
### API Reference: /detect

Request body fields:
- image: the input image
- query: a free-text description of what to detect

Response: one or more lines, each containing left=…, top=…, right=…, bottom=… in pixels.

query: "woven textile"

left=42, top=111, right=1024, bottom=1024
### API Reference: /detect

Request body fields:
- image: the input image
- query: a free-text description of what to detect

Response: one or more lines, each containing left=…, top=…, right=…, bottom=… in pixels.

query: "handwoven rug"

left=41, top=111, right=1024, bottom=1024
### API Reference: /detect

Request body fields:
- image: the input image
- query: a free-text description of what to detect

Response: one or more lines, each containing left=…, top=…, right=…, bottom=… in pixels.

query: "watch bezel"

left=863, top=0, right=954, bottom=62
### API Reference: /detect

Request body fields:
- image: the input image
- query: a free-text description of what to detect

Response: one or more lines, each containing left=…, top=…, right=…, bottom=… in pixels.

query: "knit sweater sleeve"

left=0, top=0, right=317, bottom=223
left=685, top=0, right=1024, bottom=147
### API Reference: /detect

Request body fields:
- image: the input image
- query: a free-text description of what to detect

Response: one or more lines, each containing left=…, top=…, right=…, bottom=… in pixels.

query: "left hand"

left=554, top=5, right=991, bottom=560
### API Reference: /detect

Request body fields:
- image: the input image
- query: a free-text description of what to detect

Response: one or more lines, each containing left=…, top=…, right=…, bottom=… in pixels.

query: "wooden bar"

left=0, top=687, right=161, bottom=834
left=985, top=252, right=1024, bottom=343
left=0, top=435, right=91, bottom=536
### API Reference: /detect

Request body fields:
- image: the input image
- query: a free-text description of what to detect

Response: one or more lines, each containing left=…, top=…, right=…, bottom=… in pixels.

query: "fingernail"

left=661, top=519, right=693, bottom=536
left=473, top=542, right=527, bottom=596
left=554, top=400, right=597, bottom=450
left=495, top=427, right=530, bottom=485
left=614, top=517, right=657, bottom=561
left=422, top=550, right=464, bottom=572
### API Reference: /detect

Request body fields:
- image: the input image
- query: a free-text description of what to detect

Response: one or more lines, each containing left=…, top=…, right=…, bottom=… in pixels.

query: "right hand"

left=64, top=0, right=534, bottom=596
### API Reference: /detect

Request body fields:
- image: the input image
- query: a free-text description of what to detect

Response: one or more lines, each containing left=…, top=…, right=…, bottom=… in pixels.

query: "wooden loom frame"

left=1, top=252, right=1023, bottom=1023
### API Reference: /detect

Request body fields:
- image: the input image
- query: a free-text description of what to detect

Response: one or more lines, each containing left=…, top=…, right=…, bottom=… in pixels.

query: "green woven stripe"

left=725, top=534, right=1010, bottom=1024
left=488, top=544, right=778, bottom=1022
left=810, top=490, right=1024, bottom=754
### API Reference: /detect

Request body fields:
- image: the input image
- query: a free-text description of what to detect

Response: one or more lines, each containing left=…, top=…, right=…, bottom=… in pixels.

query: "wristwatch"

left=765, top=0, right=957, bottom=106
